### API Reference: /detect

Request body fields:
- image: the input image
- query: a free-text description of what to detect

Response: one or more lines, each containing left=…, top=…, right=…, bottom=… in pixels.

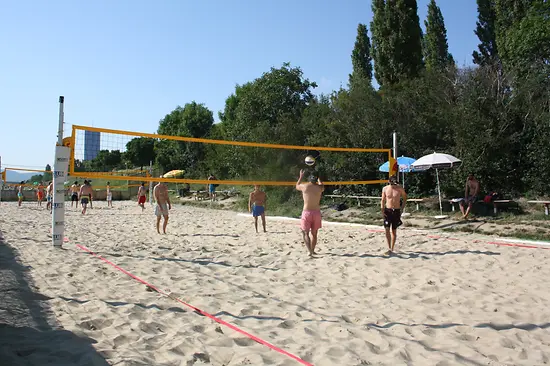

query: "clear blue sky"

left=0, top=0, right=478, bottom=170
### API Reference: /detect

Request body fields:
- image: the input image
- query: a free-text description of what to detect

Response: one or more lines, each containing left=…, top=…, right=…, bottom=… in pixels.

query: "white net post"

left=52, top=96, right=70, bottom=248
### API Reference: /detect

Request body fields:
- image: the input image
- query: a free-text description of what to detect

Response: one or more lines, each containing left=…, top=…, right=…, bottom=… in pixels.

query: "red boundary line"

left=75, top=244, right=313, bottom=366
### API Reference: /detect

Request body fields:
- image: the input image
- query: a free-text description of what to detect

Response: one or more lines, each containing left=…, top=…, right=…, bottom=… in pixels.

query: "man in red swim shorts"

left=296, top=169, right=324, bottom=257
left=137, top=182, right=147, bottom=211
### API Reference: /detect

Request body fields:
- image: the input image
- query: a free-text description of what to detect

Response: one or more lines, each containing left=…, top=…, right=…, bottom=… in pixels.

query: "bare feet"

left=384, top=250, right=392, bottom=256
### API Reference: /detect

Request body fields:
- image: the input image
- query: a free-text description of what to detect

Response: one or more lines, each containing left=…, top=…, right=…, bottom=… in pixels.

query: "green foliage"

left=44, top=164, right=52, bottom=182
left=473, top=0, right=499, bottom=66
left=349, top=23, right=373, bottom=87
left=371, top=0, right=424, bottom=86
left=124, top=137, right=156, bottom=170
left=90, top=150, right=123, bottom=172
left=28, top=174, right=44, bottom=184
left=423, top=0, right=454, bottom=71
left=155, top=102, right=214, bottom=175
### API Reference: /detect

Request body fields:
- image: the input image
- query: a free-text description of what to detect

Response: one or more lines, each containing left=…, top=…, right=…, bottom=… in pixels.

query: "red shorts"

left=37, top=192, right=44, bottom=200
left=301, top=210, right=322, bottom=232
left=138, top=195, right=146, bottom=204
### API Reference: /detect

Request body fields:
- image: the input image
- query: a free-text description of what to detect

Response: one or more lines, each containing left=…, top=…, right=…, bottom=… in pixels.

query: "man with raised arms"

left=296, top=169, right=324, bottom=257
left=248, top=185, right=267, bottom=233
left=153, top=177, right=171, bottom=234
left=79, top=180, right=93, bottom=215
left=381, top=175, right=407, bottom=255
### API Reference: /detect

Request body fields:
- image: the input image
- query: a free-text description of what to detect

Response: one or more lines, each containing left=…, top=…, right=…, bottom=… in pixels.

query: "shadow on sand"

left=326, top=249, right=500, bottom=260
left=0, top=231, right=109, bottom=366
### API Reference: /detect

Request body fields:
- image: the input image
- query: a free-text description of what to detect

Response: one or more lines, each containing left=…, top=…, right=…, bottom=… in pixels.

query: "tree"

left=371, top=0, right=424, bottom=86
left=472, top=0, right=499, bottom=66
left=371, top=0, right=391, bottom=86
left=424, top=0, right=454, bottom=71
left=44, top=164, right=52, bottom=182
left=155, top=102, right=214, bottom=174
left=124, top=137, right=156, bottom=170
left=28, top=174, right=44, bottom=183
left=90, top=150, right=123, bottom=172
left=349, top=23, right=373, bottom=87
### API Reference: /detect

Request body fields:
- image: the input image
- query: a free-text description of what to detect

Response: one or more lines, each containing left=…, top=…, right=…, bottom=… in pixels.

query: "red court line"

left=75, top=244, right=313, bottom=366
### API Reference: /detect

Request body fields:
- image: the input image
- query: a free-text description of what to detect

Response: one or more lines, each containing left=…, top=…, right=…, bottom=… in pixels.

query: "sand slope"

left=1, top=201, right=550, bottom=366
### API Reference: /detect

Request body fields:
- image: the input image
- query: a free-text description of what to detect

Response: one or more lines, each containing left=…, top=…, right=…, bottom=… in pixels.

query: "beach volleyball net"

left=68, top=124, right=392, bottom=187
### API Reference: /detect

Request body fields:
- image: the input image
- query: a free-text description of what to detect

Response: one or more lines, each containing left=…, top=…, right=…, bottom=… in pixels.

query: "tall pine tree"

left=371, top=0, right=391, bottom=86
left=473, top=0, right=499, bottom=66
left=371, top=0, right=424, bottom=86
left=349, top=23, right=373, bottom=87
left=423, top=0, right=454, bottom=71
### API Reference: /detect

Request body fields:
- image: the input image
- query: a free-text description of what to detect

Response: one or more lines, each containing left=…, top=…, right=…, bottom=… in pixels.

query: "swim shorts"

left=252, top=204, right=264, bottom=217
left=155, top=203, right=169, bottom=217
left=462, top=195, right=477, bottom=205
left=107, top=193, right=112, bottom=201
left=209, top=184, right=216, bottom=193
left=81, top=196, right=89, bottom=205
left=301, top=210, right=322, bottom=232
left=71, top=193, right=78, bottom=202
left=46, top=195, right=52, bottom=202
left=138, top=195, right=146, bottom=204
left=383, top=208, right=402, bottom=229
left=37, top=192, right=44, bottom=200
left=17, top=193, right=23, bottom=199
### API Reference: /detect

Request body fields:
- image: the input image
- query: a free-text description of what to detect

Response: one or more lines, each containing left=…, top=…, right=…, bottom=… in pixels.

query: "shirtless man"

left=248, top=185, right=267, bottom=233
left=460, top=174, right=480, bottom=219
left=46, top=182, right=53, bottom=213
left=137, top=183, right=146, bottom=211
left=207, top=174, right=218, bottom=201
left=79, top=180, right=93, bottom=215
left=106, top=182, right=113, bottom=208
left=69, top=181, right=80, bottom=208
left=296, top=169, right=324, bottom=257
left=153, top=177, right=171, bottom=234
left=37, top=182, right=45, bottom=206
left=17, top=181, right=24, bottom=207
left=381, top=175, right=407, bottom=255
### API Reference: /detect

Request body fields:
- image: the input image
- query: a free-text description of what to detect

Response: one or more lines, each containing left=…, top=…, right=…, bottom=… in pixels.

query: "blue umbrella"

left=378, top=156, right=418, bottom=188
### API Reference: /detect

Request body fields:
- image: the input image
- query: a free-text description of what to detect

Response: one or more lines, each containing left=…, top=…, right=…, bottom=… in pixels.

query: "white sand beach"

left=1, top=200, right=550, bottom=366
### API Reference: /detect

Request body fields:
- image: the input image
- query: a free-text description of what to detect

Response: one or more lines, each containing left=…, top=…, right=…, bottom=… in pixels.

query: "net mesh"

left=69, top=125, right=391, bottom=187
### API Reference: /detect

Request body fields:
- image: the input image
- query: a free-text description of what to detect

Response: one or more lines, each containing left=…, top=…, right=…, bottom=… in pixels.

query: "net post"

left=52, top=96, right=70, bottom=248
left=392, top=131, right=398, bottom=183
left=148, top=160, right=153, bottom=205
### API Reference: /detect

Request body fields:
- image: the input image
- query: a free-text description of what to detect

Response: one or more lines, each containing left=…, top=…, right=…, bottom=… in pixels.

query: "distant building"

left=84, top=131, right=100, bottom=161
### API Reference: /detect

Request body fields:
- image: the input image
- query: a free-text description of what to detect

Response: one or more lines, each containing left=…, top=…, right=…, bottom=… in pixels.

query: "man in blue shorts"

left=207, top=174, right=218, bottom=201
left=248, top=185, right=267, bottom=233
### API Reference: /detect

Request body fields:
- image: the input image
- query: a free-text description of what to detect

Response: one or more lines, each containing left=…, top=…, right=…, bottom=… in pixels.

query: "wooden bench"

left=448, top=198, right=463, bottom=212
left=407, top=198, right=424, bottom=211
left=325, top=194, right=381, bottom=207
left=527, top=200, right=550, bottom=216
left=492, top=200, right=519, bottom=215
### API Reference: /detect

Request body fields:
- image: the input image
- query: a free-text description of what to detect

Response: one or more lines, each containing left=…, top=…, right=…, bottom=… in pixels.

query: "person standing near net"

left=17, top=181, right=24, bottom=207
left=79, top=180, right=93, bottom=215
left=37, top=182, right=44, bottom=207
left=296, top=169, right=324, bottom=257
left=69, top=181, right=80, bottom=208
left=207, top=174, right=218, bottom=201
left=153, top=177, right=171, bottom=234
left=381, top=175, right=407, bottom=255
left=137, top=182, right=146, bottom=211
left=46, top=181, right=53, bottom=213
left=248, top=185, right=267, bottom=233
left=106, top=182, right=113, bottom=208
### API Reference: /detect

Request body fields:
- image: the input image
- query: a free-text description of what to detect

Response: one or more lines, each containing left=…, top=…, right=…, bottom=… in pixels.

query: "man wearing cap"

left=381, top=175, right=407, bottom=255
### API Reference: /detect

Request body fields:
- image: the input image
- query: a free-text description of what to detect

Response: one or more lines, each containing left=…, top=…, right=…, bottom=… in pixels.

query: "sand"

left=1, top=200, right=550, bottom=366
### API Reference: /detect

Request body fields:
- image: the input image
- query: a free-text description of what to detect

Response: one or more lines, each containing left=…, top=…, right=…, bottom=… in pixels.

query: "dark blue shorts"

left=252, top=205, right=264, bottom=217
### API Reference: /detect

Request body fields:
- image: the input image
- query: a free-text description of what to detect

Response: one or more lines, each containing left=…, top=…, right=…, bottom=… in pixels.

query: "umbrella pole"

left=436, top=168, right=443, bottom=216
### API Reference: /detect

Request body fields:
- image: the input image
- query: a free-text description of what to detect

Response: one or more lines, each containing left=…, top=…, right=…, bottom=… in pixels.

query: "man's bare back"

left=299, top=183, right=324, bottom=210
left=80, top=183, right=93, bottom=197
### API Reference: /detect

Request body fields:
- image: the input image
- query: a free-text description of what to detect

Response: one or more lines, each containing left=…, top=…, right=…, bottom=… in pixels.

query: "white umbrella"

left=412, top=152, right=461, bottom=218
